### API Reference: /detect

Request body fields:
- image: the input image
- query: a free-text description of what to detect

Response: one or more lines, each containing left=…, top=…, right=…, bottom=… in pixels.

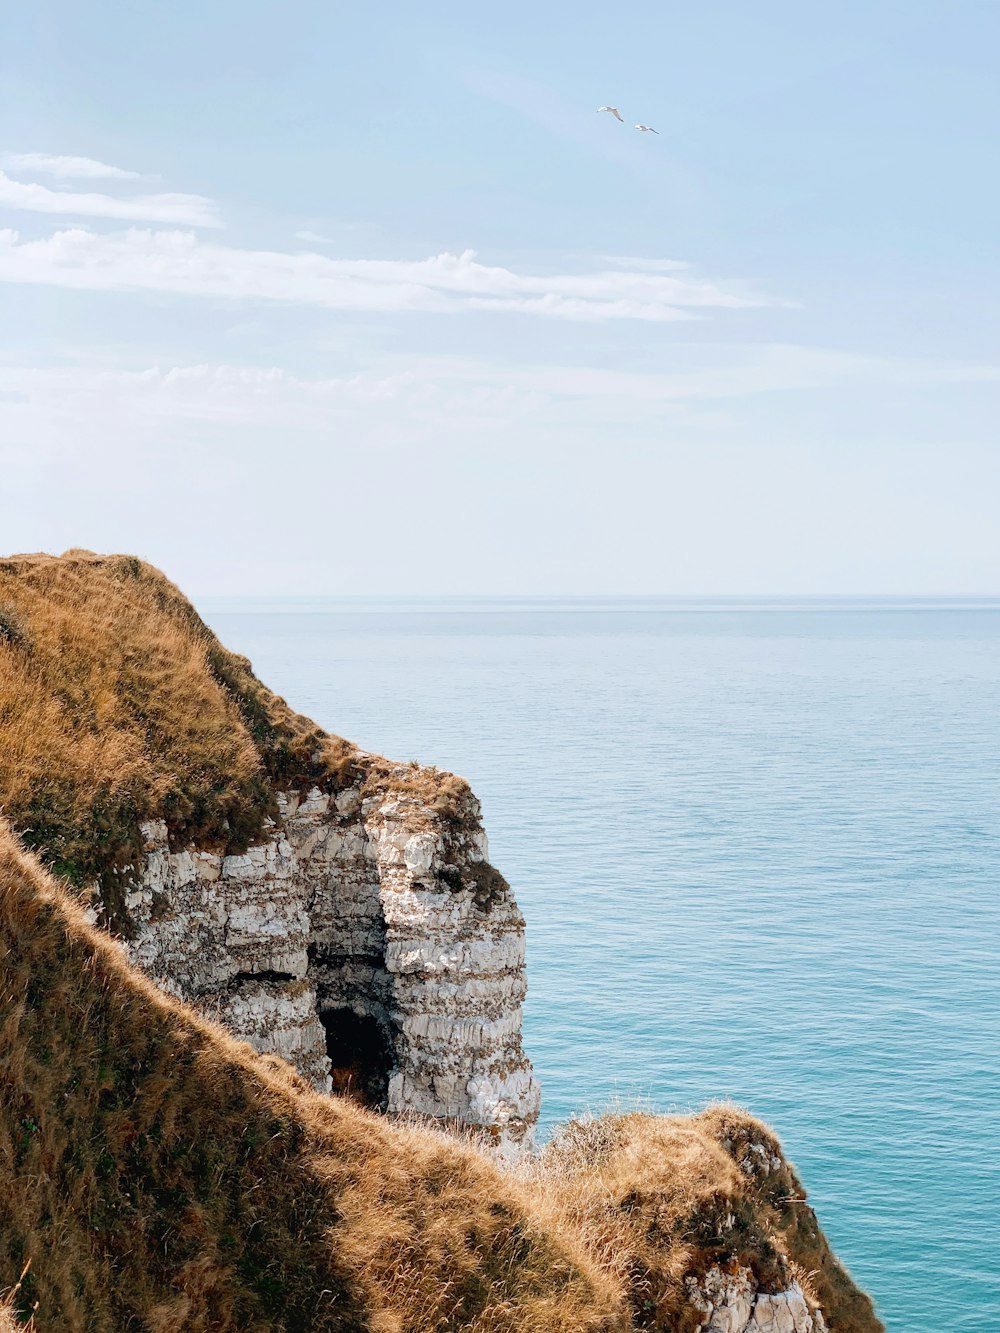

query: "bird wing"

left=612, top=108, right=624, bottom=121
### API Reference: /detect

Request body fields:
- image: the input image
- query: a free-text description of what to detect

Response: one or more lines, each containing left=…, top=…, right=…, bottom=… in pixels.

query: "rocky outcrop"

left=689, top=1268, right=825, bottom=1332
left=0, top=552, right=885, bottom=1332
left=535, top=1106, right=882, bottom=1333
left=114, top=763, right=539, bottom=1153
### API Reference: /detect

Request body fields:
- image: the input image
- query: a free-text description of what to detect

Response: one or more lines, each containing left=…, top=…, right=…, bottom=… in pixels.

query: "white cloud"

left=0, top=174, right=221, bottom=228
left=2, top=354, right=997, bottom=599
left=465, top=295, right=690, bottom=321
left=1, top=152, right=143, bottom=181
left=294, top=229, right=337, bottom=244
left=410, top=345, right=1000, bottom=400
left=0, top=364, right=424, bottom=456
left=2, top=346, right=995, bottom=434
left=602, top=256, right=693, bottom=272
left=0, top=226, right=776, bottom=321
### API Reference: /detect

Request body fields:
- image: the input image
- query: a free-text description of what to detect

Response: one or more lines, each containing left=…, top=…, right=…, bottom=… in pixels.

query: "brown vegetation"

left=0, top=824, right=619, bottom=1332
left=0, top=551, right=884, bottom=1331
left=0, top=551, right=484, bottom=930
left=0, top=551, right=352, bottom=929
left=0, top=827, right=882, bottom=1332
left=0, top=1305, right=26, bottom=1333
left=0, top=1264, right=34, bottom=1331
left=524, top=1110, right=882, bottom=1332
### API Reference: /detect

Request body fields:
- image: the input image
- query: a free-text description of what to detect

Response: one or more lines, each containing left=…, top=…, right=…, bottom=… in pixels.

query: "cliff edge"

left=0, top=550, right=884, bottom=1332
left=0, top=550, right=537, bottom=1150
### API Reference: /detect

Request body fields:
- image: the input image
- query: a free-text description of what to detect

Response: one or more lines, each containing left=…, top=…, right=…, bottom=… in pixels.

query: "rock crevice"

left=689, top=1267, right=826, bottom=1333
left=120, top=765, right=539, bottom=1152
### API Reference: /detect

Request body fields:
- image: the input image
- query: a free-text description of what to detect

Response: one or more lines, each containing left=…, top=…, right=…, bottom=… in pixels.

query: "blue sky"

left=1, top=1, right=998, bottom=594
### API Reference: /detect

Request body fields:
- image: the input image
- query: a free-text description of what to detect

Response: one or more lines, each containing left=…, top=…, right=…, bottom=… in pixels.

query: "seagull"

left=597, top=106, right=624, bottom=122
left=635, top=123, right=659, bottom=133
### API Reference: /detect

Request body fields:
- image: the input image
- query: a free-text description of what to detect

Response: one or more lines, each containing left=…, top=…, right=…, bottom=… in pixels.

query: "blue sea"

left=202, top=596, right=1000, bottom=1333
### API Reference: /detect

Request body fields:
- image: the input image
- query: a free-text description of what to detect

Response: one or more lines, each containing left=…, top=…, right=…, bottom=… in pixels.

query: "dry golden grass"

left=0, top=825, right=886, bottom=1333
left=0, top=1305, right=27, bottom=1333
left=0, top=550, right=884, bottom=1331
left=0, top=1263, right=35, bottom=1331
left=0, top=826, right=885, bottom=1331
left=0, top=551, right=484, bottom=930
left=0, top=824, right=622, bottom=1332
left=521, top=1110, right=883, bottom=1332
left=364, top=761, right=478, bottom=828
left=0, top=551, right=353, bottom=928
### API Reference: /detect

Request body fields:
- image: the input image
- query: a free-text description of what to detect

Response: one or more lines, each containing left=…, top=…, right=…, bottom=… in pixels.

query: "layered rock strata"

left=114, top=764, right=539, bottom=1153
left=689, top=1268, right=825, bottom=1333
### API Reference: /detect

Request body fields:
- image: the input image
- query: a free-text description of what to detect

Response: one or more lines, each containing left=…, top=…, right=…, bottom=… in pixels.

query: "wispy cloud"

left=0, top=363, right=412, bottom=432
left=602, top=256, right=694, bottom=273
left=294, top=229, right=337, bottom=244
left=294, top=215, right=379, bottom=245
left=0, top=152, right=143, bottom=181
left=0, top=227, right=777, bottom=321
left=404, top=346, right=1000, bottom=400
left=3, top=346, right=995, bottom=432
left=0, top=174, right=221, bottom=228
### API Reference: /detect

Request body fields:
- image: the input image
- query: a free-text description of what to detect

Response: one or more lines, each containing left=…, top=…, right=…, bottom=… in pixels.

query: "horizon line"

left=193, top=591, right=1000, bottom=604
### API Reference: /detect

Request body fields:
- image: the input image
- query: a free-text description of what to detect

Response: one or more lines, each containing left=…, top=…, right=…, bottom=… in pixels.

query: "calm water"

left=202, top=597, right=1000, bottom=1332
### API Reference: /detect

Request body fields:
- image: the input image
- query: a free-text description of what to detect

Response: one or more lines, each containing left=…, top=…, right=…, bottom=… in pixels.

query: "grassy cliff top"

left=0, top=826, right=882, bottom=1332
left=0, top=550, right=479, bottom=928
left=0, top=550, right=883, bottom=1331
left=0, top=822, right=616, bottom=1332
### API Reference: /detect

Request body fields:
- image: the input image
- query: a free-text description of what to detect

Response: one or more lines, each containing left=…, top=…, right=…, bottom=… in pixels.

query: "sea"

left=201, top=596, right=1000, bottom=1333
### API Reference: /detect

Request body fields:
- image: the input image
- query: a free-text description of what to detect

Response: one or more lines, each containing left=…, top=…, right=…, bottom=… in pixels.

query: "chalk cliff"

left=125, top=767, right=539, bottom=1150
left=0, top=549, right=538, bottom=1151
left=0, top=551, right=884, bottom=1332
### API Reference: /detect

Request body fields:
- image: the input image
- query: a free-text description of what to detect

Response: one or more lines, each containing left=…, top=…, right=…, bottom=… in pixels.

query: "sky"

left=1, top=1, right=998, bottom=595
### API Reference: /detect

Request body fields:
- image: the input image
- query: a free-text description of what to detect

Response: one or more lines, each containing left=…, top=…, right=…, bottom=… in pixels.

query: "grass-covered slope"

left=0, top=550, right=355, bottom=929
left=0, top=827, right=884, bottom=1333
left=0, top=826, right=619, bottom=1332
left=0, top=550, right=884, bottom=1331
left=0, top=550, right=483, bottom=932
left=534, top=1112, right=883, bottom=1332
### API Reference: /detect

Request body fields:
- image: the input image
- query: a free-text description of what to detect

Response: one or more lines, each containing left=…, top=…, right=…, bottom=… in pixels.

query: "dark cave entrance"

left=320, top=1008, right=393, bottom=1110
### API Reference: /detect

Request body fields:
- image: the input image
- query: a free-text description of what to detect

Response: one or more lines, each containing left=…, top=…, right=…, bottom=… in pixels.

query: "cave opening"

left=320, top=1007, right=393, bottom=1110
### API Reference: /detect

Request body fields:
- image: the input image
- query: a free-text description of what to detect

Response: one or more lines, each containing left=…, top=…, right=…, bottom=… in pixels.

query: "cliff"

left=0, top=823, right=611, bottom=1331
left=0, top=551, right=884, bottom=1332
left=0, top=551, right=537, bottom=1150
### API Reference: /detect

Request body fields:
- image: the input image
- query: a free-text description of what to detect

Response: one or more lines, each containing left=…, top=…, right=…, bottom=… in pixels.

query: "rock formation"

left=0, top=551, right=885, bottom=1331
left=688, top=1268, right=822, bottom=1333
left=0, top=819, right=613, bottom=1332
left=0, top=549, right=538, bottom=1152
left=118, top=766, right=539, bottom=1153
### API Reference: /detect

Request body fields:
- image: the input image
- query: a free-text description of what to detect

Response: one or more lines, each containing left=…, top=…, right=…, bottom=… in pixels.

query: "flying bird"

left=597, top=106, right=624, bottom=122
left=635, top=123, right=659, bottom=133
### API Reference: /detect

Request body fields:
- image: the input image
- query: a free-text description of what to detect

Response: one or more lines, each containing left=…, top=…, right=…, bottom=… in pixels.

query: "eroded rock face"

left=117, top=768, right=540, bottom=1153
left=689, top=1267, right=827, bottom=1333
